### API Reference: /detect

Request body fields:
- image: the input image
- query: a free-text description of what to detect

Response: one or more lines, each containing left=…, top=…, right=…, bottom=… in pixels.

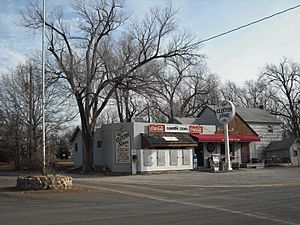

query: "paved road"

left=0, top=168, right=300, bottom=225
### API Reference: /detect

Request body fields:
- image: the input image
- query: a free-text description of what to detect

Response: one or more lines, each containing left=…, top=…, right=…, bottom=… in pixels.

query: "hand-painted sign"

left=216, top=100, right=236, bottom=124
left=115, top=131, right=131, bottom=164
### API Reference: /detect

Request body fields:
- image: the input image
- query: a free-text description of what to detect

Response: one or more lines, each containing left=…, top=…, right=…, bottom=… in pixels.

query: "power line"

left=196, top=4, right=300, bottom=44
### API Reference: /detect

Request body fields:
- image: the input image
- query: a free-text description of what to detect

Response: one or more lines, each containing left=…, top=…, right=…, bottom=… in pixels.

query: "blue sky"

left=1, top=0, right=300, bottom=85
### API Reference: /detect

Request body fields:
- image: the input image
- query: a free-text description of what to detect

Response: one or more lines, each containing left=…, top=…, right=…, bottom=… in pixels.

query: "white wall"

left=136, top=149, right=193, bottom=172
left=93, top=128, right=104, bottom=166
left=100, top=123, right=134, bottom=173
left=249, top=123, right=282, bottom=158
left=73, top=130, right=83, bottom=167
left=290, top=142, right=300, bottom=166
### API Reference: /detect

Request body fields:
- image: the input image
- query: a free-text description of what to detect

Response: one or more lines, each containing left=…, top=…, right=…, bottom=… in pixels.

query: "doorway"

left=241, top=143, right=250, bottom=163
left=195, top=143, right=204, bottom=167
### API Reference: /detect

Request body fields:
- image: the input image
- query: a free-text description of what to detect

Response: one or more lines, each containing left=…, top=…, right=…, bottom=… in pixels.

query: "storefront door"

left=241, top=143, right=250, bottom=163
left=195, top=143, right=204, bottom=167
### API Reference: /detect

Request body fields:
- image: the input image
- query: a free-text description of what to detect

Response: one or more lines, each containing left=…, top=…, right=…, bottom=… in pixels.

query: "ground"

left=0, top=167, right=300, bottom=225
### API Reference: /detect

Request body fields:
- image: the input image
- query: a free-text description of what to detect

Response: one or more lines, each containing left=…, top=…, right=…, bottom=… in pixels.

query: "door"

left=157, top=150, right=166, bottom=166
left=170, top=150, right=179, bottom=166
left=241, top=143, right=250, bottom=163
left=195, top=143, right=204, bottom=167
left=143, top=150, right=155, bottom=167
left=182, top=150, right=191, bottom=165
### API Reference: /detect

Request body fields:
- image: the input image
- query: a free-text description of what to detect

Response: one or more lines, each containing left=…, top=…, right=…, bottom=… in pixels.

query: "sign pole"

left=224, top=124, right=232, bottom=171
left=216, top=100, right=235, bottom=172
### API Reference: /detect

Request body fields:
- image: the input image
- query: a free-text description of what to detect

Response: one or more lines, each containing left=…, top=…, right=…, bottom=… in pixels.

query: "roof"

left=69, top=126, right=81, bottom=143
left=205, top=105, right=282, bottom=124
left=235, top=107, right=282, bottom=124
left=141, top=133, right=198, bottom=148
left=191, top=134, right=260, bottom=143
left=264, top=138, right=300, bottom=152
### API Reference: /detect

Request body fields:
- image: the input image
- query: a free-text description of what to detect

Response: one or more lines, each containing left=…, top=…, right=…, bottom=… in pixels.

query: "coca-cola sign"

left=148, top=124, right=165, bottom=132
left=148, top=124, right=203, bottom=133
left=189, top=125, right=203, bottom=133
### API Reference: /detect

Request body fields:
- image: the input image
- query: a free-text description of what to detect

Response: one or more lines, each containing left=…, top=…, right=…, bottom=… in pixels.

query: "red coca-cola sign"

left=189, top=125, right=203, bottom=133
left=149, top=124, right=165, bottom=132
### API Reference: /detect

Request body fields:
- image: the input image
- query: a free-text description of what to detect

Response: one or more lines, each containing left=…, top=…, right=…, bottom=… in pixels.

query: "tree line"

left=0, top=0, right=299, bottom=172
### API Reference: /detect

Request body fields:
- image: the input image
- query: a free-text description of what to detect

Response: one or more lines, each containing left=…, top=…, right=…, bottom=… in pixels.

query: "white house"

left=264, top=138, right=300, bottom=166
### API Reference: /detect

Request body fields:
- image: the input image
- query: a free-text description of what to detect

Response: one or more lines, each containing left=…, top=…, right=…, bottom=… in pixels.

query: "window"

left=97, top=140, right=102, bottom=149
left=293, top=150, right=298, bottom=157
left=268, top=125, right=273, bottom=133
left=74, top=143, right=78, bottom=152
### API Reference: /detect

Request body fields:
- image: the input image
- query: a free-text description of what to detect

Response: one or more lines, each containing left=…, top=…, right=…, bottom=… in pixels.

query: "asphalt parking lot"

left=1, top=167, right=300, bottom=225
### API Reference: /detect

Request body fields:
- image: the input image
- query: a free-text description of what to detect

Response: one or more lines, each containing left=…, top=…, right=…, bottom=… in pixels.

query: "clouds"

left=0, top=0, right=300, bottom=86
left=0, top=0, right=40, bottom=73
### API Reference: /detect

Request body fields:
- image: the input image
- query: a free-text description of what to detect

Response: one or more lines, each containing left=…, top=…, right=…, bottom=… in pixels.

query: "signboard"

left=216, top=100, right=236, bottom=124
left=115, top=131, right=131, bottom=164
left=148, top=124, right=203, bottom=133
left=165, top=124, right=189, bottom=133
left=189, top=125, right=203, bottom=133
left=149, top=124, right=165, bottom=132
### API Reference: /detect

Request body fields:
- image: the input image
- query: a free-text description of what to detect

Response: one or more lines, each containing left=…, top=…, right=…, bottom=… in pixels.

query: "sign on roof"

left=216, top=100, right=236, bottom=124
left=148, top=124, right=203, bottom=133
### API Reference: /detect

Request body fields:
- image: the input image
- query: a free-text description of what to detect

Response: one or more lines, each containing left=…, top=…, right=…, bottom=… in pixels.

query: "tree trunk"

left=81, top=125, right=94, bottom=173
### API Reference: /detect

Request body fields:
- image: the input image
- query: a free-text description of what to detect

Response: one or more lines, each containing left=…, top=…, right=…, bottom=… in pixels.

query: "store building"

left=175, top=108, right=262, bottom=168
left=71, top=122, right=215, bottom=173
left=175, top=105, right=282, bottom=165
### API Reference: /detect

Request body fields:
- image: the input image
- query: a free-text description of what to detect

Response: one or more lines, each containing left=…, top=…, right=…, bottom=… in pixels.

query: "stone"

left=16, top=175, right=73, bottom=191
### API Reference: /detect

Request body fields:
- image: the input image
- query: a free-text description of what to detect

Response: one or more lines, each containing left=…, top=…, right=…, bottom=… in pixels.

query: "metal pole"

left=42, top=0, right=46, bottom=175
left=224, top=124, right=232, bottom=171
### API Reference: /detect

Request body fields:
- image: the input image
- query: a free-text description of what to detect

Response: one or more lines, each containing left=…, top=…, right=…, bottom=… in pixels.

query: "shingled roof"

left=141, top=132, right=198, bottom=148
left=235, top=107, right=282, bottom=124
left=204, top=105, right=282, bottom=124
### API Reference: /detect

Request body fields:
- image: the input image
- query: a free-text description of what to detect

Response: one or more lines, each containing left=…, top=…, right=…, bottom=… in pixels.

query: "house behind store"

left=264, top=138, right=300, bottom=166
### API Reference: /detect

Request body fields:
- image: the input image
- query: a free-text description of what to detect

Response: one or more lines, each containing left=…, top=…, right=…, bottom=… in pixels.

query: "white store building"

left=71, top=122, right=215, bottom=173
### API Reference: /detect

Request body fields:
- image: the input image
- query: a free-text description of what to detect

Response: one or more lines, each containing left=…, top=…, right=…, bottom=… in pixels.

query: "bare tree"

left=180, top=64, right=219, bottom=117
left=22, top=0, right=200, bottom=172
left=220, top=81, right=247, bottom=106
left=220, top=79, right=273, bottom=109
left=260, top=58, right=300, bottom=137
left=149, top=58, right=218, bottom=122
left=0, top=60, right=76, bottom=169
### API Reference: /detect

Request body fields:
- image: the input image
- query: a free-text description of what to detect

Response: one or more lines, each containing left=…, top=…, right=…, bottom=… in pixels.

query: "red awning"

left=191, top=134, right=260, bottom=143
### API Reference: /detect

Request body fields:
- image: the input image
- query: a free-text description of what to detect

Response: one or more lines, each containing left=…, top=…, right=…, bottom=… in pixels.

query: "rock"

left=16, top=175, right=73, bottom=191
